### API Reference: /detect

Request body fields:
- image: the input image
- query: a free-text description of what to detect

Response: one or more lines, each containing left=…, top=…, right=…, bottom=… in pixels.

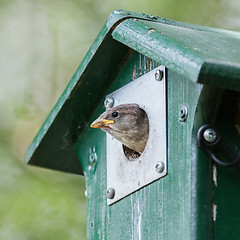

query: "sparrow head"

left=90, top=104, right=149, bottom=154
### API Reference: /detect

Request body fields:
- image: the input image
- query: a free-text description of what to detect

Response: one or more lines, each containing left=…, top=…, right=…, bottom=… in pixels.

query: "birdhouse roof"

left=25, top=10, right=240, bottom=175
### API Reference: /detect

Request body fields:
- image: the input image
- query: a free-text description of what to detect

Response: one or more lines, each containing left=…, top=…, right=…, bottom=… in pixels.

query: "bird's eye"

left=112, top=112, right=119, bottom=118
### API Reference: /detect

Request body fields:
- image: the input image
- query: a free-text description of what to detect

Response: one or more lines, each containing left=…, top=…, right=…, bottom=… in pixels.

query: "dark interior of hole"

left=122, top=145, right=141, bottom=161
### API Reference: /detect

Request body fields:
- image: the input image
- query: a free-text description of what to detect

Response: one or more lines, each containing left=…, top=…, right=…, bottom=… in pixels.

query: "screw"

left=179, top=106, right=188, bottom=122
left=155, top=161, right=165, bottom=173
left=107, top=188, right=115, bottom=199
left=203, top=128, right=217, bottom=143
left=104, top=97, right=114, bottom=108
left=155, top=69, right=163, bottom=81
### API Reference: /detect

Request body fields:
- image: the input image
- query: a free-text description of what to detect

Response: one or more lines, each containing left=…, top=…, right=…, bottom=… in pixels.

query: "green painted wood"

left=192, top=86, right=224, bottom=240
left=112, top=18, right=240, bottom=91
left=74, top=51, right=218, bottom=239
left=213, top=91, right=240, bottom=240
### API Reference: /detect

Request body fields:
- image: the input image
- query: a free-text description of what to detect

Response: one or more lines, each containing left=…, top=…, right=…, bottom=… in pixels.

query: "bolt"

left=155, top=69, right=163, bottom=81
left=104, top=97, right=114, bottom=108
left=179, top=106, right=188, bottom=122
left=203, top=128, right=217, bottom=143
left=155, top=161, right=165, bottom=173
left=107, top=188, right=115, bottom=199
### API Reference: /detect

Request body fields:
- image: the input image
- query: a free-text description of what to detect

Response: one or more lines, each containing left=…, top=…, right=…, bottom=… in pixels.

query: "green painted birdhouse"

left=26, top=10, right=240, bottom=240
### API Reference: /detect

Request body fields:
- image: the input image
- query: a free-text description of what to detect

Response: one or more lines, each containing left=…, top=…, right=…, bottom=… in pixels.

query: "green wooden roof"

left=112, top=17, right=240, bottom=90
left=25, top=10, right=240, bottom=175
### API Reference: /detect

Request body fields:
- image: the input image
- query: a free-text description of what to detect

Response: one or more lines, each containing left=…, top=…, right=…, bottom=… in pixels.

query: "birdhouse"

left=26, top=10, right=240, bottom=239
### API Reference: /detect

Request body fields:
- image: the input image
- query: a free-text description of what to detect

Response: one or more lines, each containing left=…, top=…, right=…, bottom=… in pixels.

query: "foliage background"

left=1, top=0, right=240, bottom=239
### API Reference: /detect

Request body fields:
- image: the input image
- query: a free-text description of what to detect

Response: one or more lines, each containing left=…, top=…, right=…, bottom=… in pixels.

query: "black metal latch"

left=197, top=124, right=240, bottom=167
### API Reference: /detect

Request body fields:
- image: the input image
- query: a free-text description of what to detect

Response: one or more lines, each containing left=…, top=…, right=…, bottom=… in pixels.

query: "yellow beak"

left=90, top=119, right=115, bottom=128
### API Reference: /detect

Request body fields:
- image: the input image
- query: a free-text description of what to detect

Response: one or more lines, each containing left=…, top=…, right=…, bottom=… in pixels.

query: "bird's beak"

left=90, top=118, right=115, bottom=128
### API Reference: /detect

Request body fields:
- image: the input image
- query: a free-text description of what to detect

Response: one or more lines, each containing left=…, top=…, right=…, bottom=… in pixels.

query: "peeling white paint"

left=137, top=201, right=142, bottom=240
left=213, top=204, right=217, bottom=222
left=133, top=199, right=142, bottom=240
left=213, top=164, right=217, bottom=187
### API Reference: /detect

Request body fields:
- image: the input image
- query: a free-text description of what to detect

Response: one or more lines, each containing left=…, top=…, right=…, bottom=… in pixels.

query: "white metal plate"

left=106, top=66, right=167, bottom=205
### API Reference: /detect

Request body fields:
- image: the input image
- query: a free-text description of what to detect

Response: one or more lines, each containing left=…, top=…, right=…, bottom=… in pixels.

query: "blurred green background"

left=1, top=0, right=240, bottom=239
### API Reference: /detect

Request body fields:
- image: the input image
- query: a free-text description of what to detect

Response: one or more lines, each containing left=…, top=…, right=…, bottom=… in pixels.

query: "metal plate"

left=106, top=66, right=167, bottom=205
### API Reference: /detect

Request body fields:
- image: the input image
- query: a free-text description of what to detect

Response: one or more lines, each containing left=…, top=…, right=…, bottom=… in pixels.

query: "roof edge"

left=198, top=61, right=240, bottom=91
left=112, top=18, right=203, bottom=83
left=25, top=10, right=162, bottom=167
left=25, top=10, right=147, bottom=175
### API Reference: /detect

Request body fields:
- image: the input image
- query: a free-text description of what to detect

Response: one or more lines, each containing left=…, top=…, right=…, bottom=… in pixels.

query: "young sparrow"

left=90, top=104, right=149, bottom=154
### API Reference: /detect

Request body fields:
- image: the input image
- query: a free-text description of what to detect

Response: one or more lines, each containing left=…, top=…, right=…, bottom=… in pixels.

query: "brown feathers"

left=91, top=104, right=149, bottom=154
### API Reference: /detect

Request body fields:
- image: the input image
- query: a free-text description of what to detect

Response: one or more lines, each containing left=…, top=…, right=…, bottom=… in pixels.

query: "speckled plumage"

left=90, top=104, right=149, bottom=154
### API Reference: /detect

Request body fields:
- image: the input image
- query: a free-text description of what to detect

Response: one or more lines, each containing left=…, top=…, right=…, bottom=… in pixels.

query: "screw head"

left=155, top=161, right=165, bottom=173
left=155, top=69, right=163, bottom=81
left=203, top=128, right=217, bottom=143
left=104, top=97, right=114, bottom=108
left=179, top=106, right=188, bottom=122
left=107, top=188, right=115, bottom=199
